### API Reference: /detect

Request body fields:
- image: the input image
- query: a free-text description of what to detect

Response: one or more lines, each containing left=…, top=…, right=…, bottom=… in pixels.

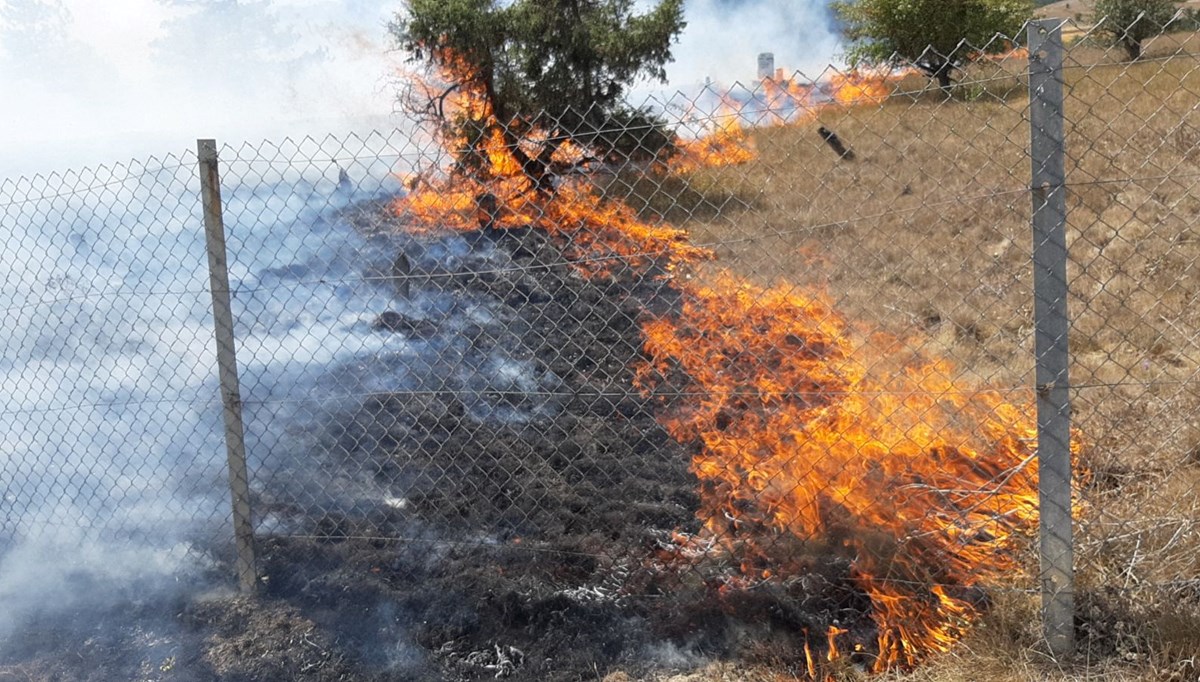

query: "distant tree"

left=0, top=0, right=75, bottom=66
left=153, top=0, right=324, bottom=92
left=390, top=0, right=685, bottom=187
left=1094, top=0, right=1179, bottom=60
left=0, top=0, right=102, bottom=89
left=832, top=0, right=1033, bottom=92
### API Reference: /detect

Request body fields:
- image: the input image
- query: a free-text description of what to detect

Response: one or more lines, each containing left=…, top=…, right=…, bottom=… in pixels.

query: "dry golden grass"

left=602, top=39, right=1200, bottom=682
left=1038, top=0, right=1200, bottom=22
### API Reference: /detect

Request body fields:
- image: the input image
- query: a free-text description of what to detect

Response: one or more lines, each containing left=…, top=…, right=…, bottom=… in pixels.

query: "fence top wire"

left=0, top=161, right=193, bottom=209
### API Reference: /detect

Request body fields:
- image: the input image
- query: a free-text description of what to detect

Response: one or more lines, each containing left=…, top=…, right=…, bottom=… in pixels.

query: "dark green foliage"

left=832, top=0, right=1033, bottom=92
left=1094, top=0, right=1180, bottom=60
left=391, top=0, right=685, bottom=181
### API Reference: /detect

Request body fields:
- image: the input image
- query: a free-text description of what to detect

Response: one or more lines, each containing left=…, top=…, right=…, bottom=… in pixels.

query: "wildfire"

left=669, top=108, right=756, bottom=175
left=393, top=47, right=1058, bottom=677
left=669, top=66, right=907, bottom=174
left=392, top=51, right=708, bottom=277
left=830, top=69, right=903, bottom=107
left=634, top=272, right=1046, bottom=671
left=761, top=74, right=818, bottom=126
left=395, top=171, right=707, bottom=279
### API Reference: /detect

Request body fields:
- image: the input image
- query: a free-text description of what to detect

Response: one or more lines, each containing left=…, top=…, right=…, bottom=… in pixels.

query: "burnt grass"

left=0, top=202, right=874, bottom=681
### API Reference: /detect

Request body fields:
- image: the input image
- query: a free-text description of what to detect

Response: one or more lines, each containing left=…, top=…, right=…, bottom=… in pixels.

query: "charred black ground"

left=1, top=198, right=879, bottom=681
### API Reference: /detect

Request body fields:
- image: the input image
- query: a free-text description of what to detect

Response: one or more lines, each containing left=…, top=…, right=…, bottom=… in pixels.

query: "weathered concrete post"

left=198, top=138, right=258, bottom=595
left=1028, top=20, right=1074, bottom=659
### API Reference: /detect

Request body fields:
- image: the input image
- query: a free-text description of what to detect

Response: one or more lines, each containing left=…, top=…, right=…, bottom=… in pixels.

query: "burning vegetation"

left=667, top=67, right=911, bottom=173
left=388, top=49, right=1056, bottom=676
left=635, top=274, right=1044, bottom=672
left=394, top=48, right=709, bottom=278
left=0, top=37, right=1059, bottom=682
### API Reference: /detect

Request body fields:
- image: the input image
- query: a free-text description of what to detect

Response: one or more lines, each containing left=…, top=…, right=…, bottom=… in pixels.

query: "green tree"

left=391, top=0, right=685, bottom=186
left=832, top=0, right=1032, bottom=92
left=1094, top=0, right=1179, bottom=61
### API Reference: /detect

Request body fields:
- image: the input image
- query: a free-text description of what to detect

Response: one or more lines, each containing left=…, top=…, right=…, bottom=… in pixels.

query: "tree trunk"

left=481, top=66, right=550, bottom=190
left=1123, top=37, right=1142, bottom=61
left=920, top=60, right=955, bottom=95
left=935, top=65, right=954, bottom=94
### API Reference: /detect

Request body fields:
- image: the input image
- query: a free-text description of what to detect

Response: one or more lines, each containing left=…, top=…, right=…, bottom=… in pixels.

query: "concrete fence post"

left=198, top=138, right=258, bottom=595
left=1027, top=20, right=1074, bottom=659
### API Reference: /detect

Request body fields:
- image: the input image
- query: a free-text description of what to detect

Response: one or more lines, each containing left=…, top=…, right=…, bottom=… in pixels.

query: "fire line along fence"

left=2, top=18, right=1200, bottom=680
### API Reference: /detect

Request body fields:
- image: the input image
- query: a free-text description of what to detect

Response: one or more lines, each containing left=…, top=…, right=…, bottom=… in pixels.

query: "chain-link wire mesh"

left=1057, top=12, right=1200, bottom=672
left=1, top=16, right=1198, bottom=681
left=0, top=154, right=235, bottom=630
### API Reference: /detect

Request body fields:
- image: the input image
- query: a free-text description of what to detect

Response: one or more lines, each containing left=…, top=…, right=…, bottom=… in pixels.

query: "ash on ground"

left=0, top=198, right=873, bottom=681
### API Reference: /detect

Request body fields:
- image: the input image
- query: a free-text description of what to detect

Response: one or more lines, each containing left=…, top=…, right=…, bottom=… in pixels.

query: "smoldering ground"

left=1, top=1, right=854, bottom=678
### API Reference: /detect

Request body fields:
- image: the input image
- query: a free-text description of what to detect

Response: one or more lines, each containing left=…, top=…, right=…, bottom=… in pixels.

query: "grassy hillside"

left=609, top=41, right=1200, bottom=682
left=1036, top=0, right=1200, bottom=42
left=1038, top=0, right=1200, bottom=20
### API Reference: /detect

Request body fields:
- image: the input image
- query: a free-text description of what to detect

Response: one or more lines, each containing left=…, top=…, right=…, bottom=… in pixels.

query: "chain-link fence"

left=1, top=17, right=1198, bottom=681
left=0, top=152, right=232, bottom=593
left=1057, top=13, right=1200, bottom=674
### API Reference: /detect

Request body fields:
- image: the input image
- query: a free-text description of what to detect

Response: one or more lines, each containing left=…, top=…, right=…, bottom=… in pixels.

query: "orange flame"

left=670, top=110, right=756, bottom=174
left=804, top=629, right=817, bottom=679
left=761, top=74, right=818, bottom=126
left=827, top=626, right=847, bottom=661
left=669, top=66, right=908, bottom=173
left=635, top=272, right=1047, bottom=670
left=393, top=173, right=708, bottom=277
left=393, top=49, right=709, bottom=278
left=395, top=48, right=1065, bottom=675
left=830, top=70, right=896, bottom=107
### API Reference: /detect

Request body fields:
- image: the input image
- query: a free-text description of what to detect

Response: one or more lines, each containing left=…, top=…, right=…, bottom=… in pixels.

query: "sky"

left=0, top=0, right=841, bottom=177
left=662, top=0, right=841, bottom=88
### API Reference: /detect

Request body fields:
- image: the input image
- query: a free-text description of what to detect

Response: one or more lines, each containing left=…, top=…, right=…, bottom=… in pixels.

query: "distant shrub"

left=1094, top=0, right=1178, bottom=60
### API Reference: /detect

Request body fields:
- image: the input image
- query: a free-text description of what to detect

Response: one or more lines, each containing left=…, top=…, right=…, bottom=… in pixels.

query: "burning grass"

left=621, top=39, right=1200, bottom=682
left=634, top=272, right=1046, bottom=673
left=384, top=53, right=1079, bottom=677
left=7, top=40, right=1194, bottom=682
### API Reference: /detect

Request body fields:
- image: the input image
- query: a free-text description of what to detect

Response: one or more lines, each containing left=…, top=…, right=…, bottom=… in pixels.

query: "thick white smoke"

left=658, top=0, right=841, bottom=90
left=0, top=0, right=406, bottom=177
left=0, top=0, right=843, bottom=177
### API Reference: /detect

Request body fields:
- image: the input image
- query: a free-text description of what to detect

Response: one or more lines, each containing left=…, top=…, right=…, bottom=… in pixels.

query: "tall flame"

left=634, top=273, right=1046, bottom=670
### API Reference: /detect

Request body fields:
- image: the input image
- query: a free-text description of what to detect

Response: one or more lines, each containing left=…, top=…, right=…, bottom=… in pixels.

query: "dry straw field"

left=607, top=31, right=1200, bottom=682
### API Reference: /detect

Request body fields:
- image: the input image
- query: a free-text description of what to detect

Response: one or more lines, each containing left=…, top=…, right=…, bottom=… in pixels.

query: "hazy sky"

left=0, top=0, right=841, bottom=176
left=663, top=0, right=840, bottom=88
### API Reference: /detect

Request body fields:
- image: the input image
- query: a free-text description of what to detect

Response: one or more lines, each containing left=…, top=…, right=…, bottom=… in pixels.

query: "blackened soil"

left=0, top=204, right=875, bottom=681
left=240, top=219, right=879, bottom=679
left=247, top=221, right=716, bottom=680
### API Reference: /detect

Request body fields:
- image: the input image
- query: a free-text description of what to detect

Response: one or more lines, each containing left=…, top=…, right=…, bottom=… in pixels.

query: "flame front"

left=394, top=49, right=1055, bottom=676
left=670, top=110, right=757, bottom=174
left=830, top=70, right=894, bottom=106
left=669, top=67, right=909, bottom=174
left=392, top=51, right=707, bottom=277
left=635, top=273, right=1043, bottom=670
